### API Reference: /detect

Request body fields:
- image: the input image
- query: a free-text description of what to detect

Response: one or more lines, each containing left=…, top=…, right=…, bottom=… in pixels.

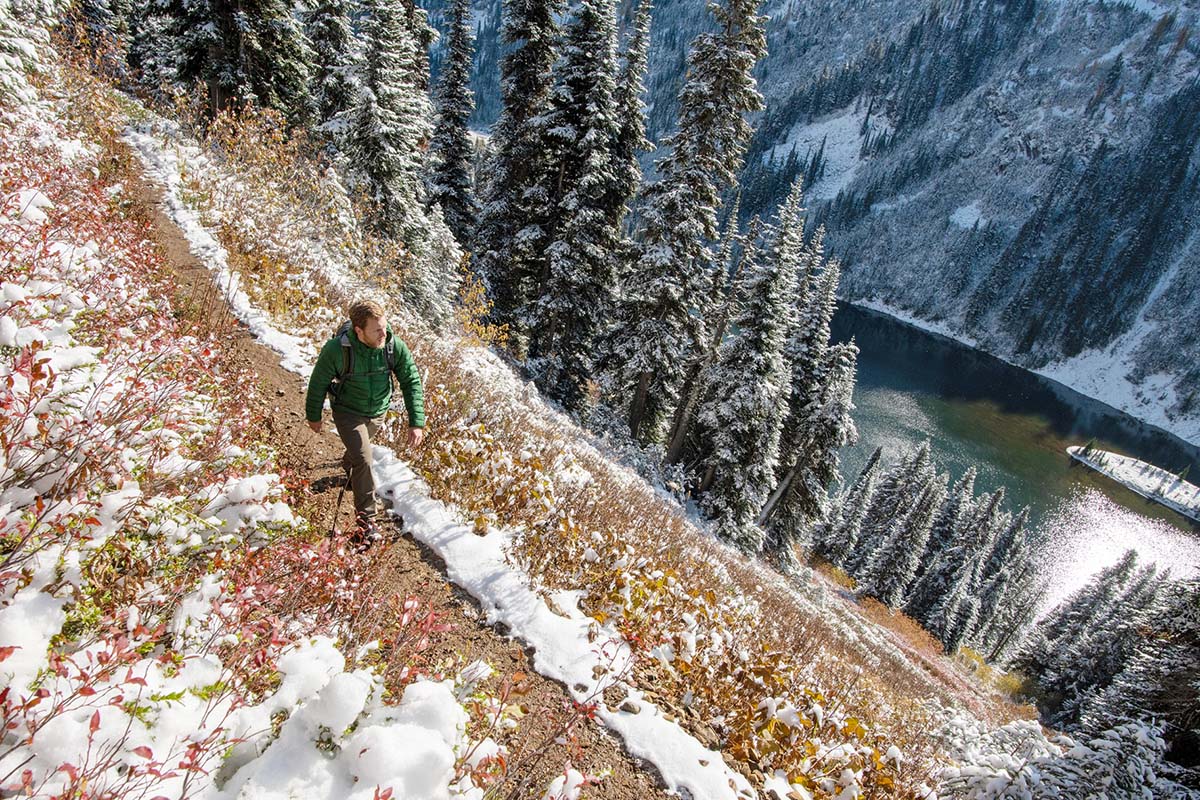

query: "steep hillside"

left=434, top=0, right=1200, bottom=442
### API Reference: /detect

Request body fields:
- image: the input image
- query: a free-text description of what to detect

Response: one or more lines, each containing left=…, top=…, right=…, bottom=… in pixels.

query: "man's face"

left=355, top=315, right=388, bottom=349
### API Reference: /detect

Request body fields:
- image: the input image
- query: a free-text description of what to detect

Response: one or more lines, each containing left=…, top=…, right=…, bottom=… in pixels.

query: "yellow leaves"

left=843, top=717, right=867, bottom=741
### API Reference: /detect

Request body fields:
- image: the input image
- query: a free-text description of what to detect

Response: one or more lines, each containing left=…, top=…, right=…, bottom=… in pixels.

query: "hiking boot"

left=350, top=517, right=380, bottom=551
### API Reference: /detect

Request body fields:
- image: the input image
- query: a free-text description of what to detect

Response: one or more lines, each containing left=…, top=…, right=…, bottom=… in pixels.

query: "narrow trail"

left=128, top=169, right=674, bottom=800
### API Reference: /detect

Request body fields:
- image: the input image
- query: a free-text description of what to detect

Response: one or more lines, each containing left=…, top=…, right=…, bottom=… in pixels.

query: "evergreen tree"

left=612, top=0, right=652, bottom=209
left=603, top=0, right=766, bottom=444
left=761, top=341, right=859, bottom=557
left=693, top=218, right=794, bottom=552
left=911, top=466, right=976, bottom=587
left=429, top=0, right=478, bottom=244
left=663, top=198, right=747, bottom=467
left=168, top=0, right=313, bottom=126
left=814, top=446, right=882, bottom=568
left=1012, top=550, right=1140, bottom=685
left=760, top=245, right=857, bottom=552
left=847, top=440, right=934, bottom=576
left=127, top=3, right=174, bottom=95
left=1080, top=578, right=1200, bottom=769
left=980, top=505, right=1031, bottom=581
left=943, top=593, right=979, bottom=654
left=524, top=0, right=624, bottom=410
left=305, top=0, right=358, bottom=140
left=907, top=489, right=1006, bottom=641
left=857, top=477, right=945, bottom=607
left=776, top=226, right=833, bottom=459
left=346, top=0, right=433, bottom=240
left=472, top=0, right=562, bottom=346
left=1048, top=564, right=1165, bottom=730
left=984, top=565, right=1044, bottom=663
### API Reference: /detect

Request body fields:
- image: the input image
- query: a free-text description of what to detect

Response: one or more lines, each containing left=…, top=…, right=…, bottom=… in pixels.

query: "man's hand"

left=407, top=427, right=425, bottom=448
left=307, top=420, right=322, bottom=434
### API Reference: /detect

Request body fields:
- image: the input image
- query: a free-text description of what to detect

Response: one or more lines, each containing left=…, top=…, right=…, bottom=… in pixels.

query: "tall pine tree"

left=168, top=0, right=313, bottom=125
left=693, top=218, right=794, bottom=552
left=760, top=244, right=857, bottom=553
left=1080, top=578, right=1200, bottom=770
left=814, top=446, right=883, bottom=568
left=472, top=0, right=562, bottom=346
left=603, top=0, right=766, bottom=444
left=306, top=0, right=358, bottom=141
left=347, top=0, right=433, bottom=240
left=523, top=0, right=624, bottom=410
left=429, top=0, right=477, bottom=244
left=612, top=0, right=652, bottom=211
left=857, top=477, right=946, bottom=607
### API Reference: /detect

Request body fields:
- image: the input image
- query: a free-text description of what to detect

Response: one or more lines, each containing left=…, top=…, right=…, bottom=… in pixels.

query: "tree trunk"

left=663, top=359, right=705, bottom=464
left=628, top=370, right=651, bottom=442
left=758, top=465, right=797, bottom=527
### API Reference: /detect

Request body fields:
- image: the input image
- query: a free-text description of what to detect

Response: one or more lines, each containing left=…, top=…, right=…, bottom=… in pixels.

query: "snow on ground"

left=129, top=127, right=758, bottom=800
left=949, top=201, right=986, bottom=229
left=0, top=100, right=505, bottom=797
left=767, top=107, right=866, bottom=201
left=1067, top=446, right=1200, bottom=522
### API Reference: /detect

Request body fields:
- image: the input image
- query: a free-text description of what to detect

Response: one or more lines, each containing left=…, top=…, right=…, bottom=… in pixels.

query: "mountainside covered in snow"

left=436, top=0, right=1200, bottom=442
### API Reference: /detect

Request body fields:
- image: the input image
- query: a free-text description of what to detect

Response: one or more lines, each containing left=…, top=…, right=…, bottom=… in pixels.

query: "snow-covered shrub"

left=934, top=706, right=1195, bottom=799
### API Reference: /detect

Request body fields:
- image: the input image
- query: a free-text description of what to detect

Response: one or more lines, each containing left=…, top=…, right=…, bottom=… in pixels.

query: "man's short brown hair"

left=348, top=299, right=386, bottom=331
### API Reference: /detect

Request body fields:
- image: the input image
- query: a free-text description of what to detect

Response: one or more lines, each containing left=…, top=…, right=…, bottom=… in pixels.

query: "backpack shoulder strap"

left=385, top=331, right=396, bottom=373
left=336, top=321, right=354, bottom=377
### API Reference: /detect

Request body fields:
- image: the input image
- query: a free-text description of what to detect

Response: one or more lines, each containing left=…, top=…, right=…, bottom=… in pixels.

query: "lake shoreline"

left=845, top=299, right=1200, bottom=460
left=1066, top=446, right=1200, bottom=525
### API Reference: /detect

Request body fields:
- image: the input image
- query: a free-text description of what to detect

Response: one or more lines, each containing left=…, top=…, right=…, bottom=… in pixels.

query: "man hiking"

left=305, top=299, right=425, bottom=542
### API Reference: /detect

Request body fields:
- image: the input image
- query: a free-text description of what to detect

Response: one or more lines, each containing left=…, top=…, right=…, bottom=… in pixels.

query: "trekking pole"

left=329, top=474, right=351, bottom=537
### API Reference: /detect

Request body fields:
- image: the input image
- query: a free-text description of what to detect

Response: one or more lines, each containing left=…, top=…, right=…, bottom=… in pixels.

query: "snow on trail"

left=129, top=124, right=756, bottom=800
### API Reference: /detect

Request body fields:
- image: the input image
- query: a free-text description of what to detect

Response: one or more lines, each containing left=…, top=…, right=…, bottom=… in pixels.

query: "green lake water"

left=831, top=303, right=1200, bottom=609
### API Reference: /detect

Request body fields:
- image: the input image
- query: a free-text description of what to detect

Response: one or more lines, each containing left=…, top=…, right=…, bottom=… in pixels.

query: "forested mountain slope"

left=436, top=0, right=1200, bottom=441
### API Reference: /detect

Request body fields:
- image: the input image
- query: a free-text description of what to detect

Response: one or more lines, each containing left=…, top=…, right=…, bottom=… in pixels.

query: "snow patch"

left=767, top=108, right=866, bottom=201
left=949, top=202, right=986, bottom=229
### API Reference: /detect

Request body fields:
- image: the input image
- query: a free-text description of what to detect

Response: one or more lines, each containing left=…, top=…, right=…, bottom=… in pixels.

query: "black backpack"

left=327, top=321, right=396, bottom=399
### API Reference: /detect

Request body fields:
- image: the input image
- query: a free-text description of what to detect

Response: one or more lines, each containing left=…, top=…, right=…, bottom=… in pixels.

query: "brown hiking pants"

left=332, top=410, right=381, bottom=522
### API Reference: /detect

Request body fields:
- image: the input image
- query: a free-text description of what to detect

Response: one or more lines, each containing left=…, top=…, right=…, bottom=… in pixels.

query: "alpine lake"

left=830, top=302, right=1200, bottom=611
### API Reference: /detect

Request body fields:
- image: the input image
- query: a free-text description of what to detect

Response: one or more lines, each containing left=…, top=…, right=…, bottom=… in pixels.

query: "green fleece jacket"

left=305, top=329, right=425, bottom=427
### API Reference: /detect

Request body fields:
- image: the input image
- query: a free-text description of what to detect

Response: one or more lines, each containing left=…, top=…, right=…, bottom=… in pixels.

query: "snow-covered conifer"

left=762, top=341, right=859, bottom=558
left=693, top=219, right=793, bottom=552
left=1044, top=563, right=1165, bottom=729
left=612, top=0, right=652, bottom=208
left=663, top=200, right=747, bottom=467
left=472, top=0, right=562, bottom=345
left=847, top=440, right=934, bottom=576
left=603, top=0, right=766, bottom=444
left=1079, top=578, right=1199, bottom=763
left=429, top=0, right=477, bottom=244
left=346, top=0, right=433, bottom=240
left=910, top=466, right=976, bottom=587
left=814, top=446, right=882, bottom=568
left=1012, top=549, right=1140, bottom=683
left=857, top=477, right=945, bottom=607
left=168, top=0, right=313, bottom=125
left=126, top=3, right=174, bottom=95
left=943, top=594, right=979, bottom=654
left=907, top=488, right=1005, bottom=643
left=305, top=0, right=358, bottom=141
left=761, top=245, right=857, bottom=551
left=524, top=0, right=625, bottom=409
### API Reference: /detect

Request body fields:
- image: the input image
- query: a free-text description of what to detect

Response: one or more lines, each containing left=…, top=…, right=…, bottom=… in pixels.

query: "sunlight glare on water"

left=1037, top=486, right=1199, bottom=613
